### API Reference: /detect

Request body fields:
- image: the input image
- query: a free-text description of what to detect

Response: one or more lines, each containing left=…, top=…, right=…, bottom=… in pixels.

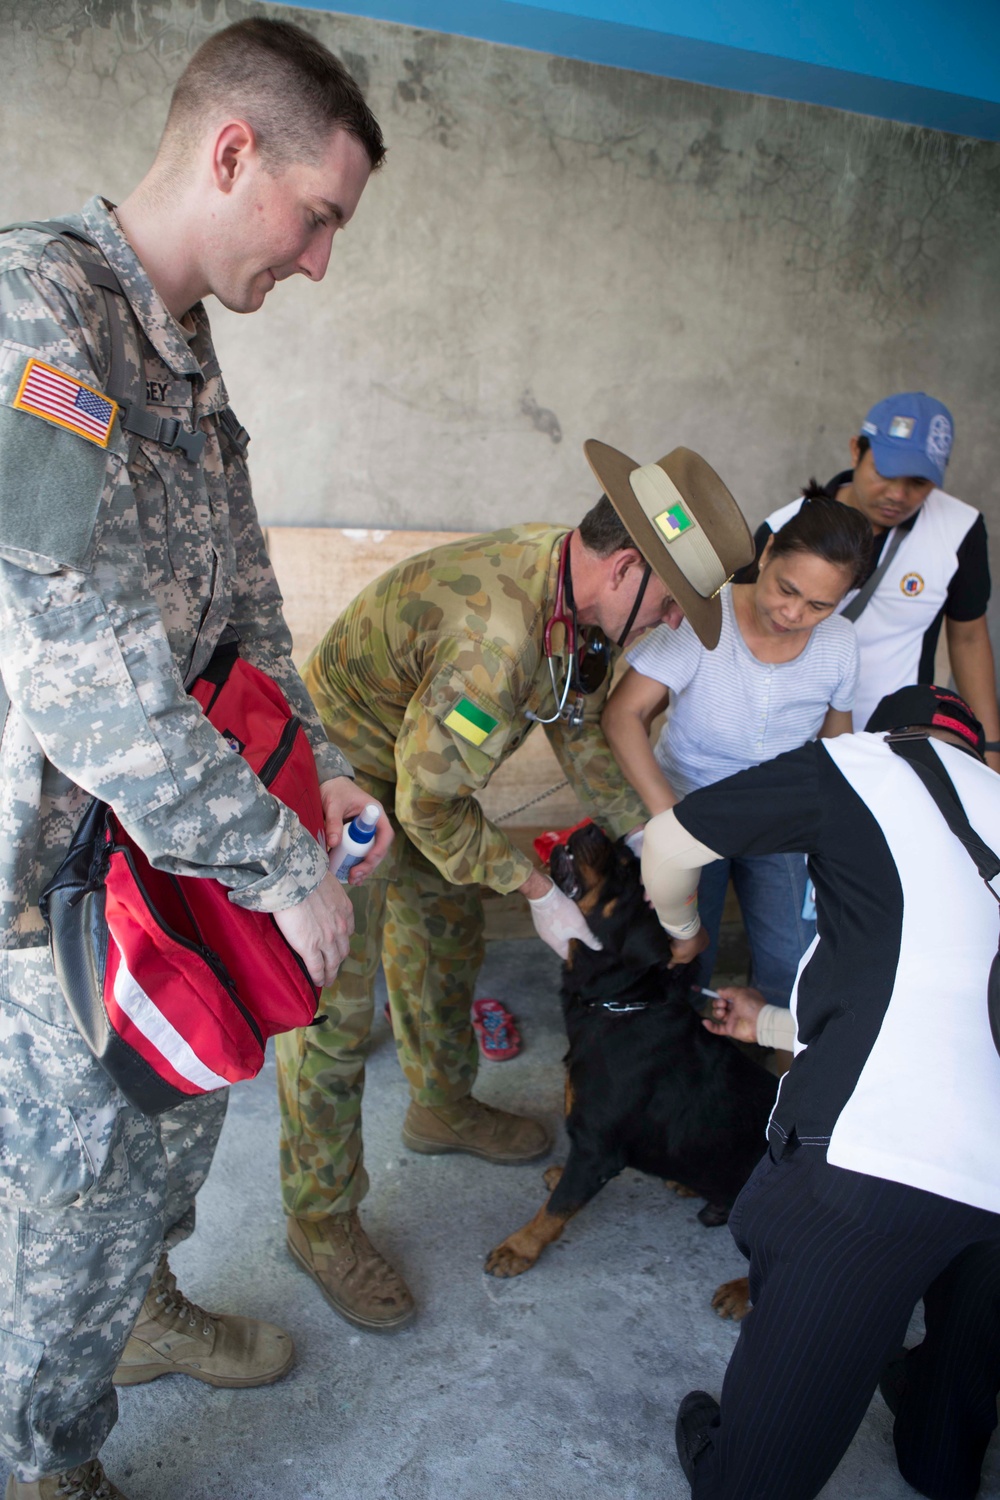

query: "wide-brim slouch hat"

left=583, top=440, right=754, bottom=649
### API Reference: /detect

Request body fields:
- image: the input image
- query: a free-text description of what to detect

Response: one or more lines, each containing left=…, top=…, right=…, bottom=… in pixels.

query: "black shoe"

left=878, top=1346, right=910, bottom=1417
left=675, top=1389, right=721, bottom=1487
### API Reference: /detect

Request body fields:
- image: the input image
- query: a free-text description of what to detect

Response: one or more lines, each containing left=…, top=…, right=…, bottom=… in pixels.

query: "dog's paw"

left=698, top=1202, right=731, bottom=1228
left=484, top=1241, right=536, bottom=1278
left=712, top=1277, right=751, bottom=1320
left=664, top=1179, right=699, bottom=1199
left=543, top=1165, right=564, bottom=1191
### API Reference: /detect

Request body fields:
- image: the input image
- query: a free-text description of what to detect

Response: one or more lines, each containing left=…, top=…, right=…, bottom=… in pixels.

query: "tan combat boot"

left=287, top=1211, right=415, bottom=1331
left=113, top=1254, right=293, bottom=1388
left=4, top=1459, right=128, bottom=1498
left=402, top=1096, right=550, bottom=1162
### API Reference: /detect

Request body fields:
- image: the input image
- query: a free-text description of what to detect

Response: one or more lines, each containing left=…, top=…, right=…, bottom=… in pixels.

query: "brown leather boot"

left=113, top=1254, right=293, bottom=1388
left=401, top=1097, right=550, bottom=1162
left=5, top=1460, right=129, bottom=1498
left=287, top=1211, right=415, bottom=1331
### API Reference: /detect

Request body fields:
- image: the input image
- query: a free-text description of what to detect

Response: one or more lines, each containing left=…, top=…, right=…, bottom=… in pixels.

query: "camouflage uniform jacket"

left=0, top=196, right=351, bottom=948
left=302, top=524, right=646, bottom=895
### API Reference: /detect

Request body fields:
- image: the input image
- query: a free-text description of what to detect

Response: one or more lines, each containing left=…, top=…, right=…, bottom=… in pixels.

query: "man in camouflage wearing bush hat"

left=278, top=441, right=754, bottom=1332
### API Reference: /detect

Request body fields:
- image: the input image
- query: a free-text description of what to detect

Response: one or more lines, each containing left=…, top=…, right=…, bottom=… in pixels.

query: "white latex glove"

left=527, top=882, right=603, bottom=960
left=624, top=825, right=645, bottom=857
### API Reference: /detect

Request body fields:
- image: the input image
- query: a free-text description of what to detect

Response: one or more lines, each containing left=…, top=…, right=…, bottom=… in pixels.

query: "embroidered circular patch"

left=900, top=573, right=925, bottom=596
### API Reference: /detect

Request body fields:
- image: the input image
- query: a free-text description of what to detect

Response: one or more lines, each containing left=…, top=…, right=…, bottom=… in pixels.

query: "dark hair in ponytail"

left=763, top=489, right=872, bottom=590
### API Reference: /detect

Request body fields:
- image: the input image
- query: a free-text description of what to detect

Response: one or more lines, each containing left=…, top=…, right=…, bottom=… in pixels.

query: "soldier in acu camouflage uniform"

left=277, top=443, right=754, bottom=1334
left=0, top=19, right=387, bottom=1500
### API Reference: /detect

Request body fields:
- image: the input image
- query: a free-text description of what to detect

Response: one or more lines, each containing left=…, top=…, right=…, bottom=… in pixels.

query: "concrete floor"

left=5, top=939, right=998, bottom=1499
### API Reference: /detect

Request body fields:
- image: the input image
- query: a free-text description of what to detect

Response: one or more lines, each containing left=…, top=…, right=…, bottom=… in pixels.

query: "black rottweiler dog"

left=484, top=821, right=778, bottom=1318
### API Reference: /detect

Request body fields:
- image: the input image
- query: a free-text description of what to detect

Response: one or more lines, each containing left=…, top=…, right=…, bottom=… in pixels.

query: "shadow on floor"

left=4, top=939, right=983, bottom=1499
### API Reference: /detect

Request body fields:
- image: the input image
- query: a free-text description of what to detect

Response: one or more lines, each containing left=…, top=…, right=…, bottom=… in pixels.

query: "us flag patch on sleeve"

left=13, top=358, right=117, bottom=447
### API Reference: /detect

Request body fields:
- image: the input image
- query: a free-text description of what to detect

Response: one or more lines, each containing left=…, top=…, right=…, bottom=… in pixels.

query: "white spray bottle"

left=329, top=803, right=381, bottom=882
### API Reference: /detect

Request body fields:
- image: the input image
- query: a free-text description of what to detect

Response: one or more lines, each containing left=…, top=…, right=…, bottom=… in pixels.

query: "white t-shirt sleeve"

left=828, top=619, right=861, bottom=713
left=626, top=620, right=702, bottom=694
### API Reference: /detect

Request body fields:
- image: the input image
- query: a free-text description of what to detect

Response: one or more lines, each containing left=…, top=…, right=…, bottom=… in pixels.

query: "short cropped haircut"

left=579, top=495, right=637, bottom=556
left=163, top=17, right=385, bottom=171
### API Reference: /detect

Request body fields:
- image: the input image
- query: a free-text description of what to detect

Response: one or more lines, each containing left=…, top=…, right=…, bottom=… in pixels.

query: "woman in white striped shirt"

left=602, top=494, right=872, bottom=1006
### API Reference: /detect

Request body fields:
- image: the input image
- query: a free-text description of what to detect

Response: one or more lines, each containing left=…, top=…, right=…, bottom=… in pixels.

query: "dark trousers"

left=690, top=1145, right=1000, bottom=1500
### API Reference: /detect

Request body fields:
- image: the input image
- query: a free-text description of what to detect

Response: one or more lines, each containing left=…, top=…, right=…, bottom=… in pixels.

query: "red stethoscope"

left=525, top=535, right=651, bottom=728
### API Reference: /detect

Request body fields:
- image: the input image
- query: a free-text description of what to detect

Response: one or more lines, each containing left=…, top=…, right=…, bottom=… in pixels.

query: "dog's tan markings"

left=712, top=1276, right=751, bottom=1321
left=563, top=1075, right=575, bottom=1118
left=543, top=1165, right=563, bottom=1192
left=664, top=1180, right=699, bottom=1199
left=484, top=1198, right=578, bottom=1279
left=601, top=897, right=618, bottom=918
left=576, top=876, right=605, bottom=917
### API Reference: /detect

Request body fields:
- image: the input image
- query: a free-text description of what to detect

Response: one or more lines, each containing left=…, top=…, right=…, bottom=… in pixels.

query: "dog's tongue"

left=532, top=818, right=594, bottom=867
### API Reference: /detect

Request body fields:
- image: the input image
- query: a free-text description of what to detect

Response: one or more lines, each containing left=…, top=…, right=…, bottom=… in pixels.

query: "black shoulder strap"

left=888, top=734, right=1000, bottom=1058
left=218, top=405, right=250, bottom=456
left=841, top=518, right=914, bottom=623
left=888, top=736, right=1000, bottom=885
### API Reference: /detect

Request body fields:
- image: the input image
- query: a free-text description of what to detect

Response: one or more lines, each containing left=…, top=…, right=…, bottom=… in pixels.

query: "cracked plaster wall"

left=1, top=0, right=999, bottom=640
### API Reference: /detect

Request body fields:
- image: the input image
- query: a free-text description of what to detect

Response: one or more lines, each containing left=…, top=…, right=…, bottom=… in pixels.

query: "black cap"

left=865, top=685, right=985, bottom=757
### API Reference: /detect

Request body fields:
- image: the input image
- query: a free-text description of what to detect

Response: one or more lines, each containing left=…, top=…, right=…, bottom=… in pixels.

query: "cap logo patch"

left=926, top=413, right=953, bottom=462
left=900, top=572, right=924, bottom=596
left=888, top=416, right=915, bottom=439
left=654, top=503, right=695, bottom=544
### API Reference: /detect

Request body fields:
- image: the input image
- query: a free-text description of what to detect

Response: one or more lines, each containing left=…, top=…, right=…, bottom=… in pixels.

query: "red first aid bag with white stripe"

left=40, top=641, right=324, bottom=1116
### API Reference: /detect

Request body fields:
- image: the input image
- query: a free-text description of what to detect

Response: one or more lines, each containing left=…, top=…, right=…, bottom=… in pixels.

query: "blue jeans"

left=694, top=853, right=815, bottom=1007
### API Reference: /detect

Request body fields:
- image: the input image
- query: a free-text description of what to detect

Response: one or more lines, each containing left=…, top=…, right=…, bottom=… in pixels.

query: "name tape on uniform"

left=444, top=696, right=498, bottom=746
left=13, top=358, right=117, bottom=448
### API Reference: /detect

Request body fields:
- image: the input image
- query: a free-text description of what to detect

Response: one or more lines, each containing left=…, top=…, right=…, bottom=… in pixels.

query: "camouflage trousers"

left=0, top=946, right=227, bottom=1481
left=275, top=823, right=485, bottom=1221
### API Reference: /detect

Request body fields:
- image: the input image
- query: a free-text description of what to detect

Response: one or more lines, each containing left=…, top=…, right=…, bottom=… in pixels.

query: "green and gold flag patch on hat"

left=444, top=696, right=499, bottom=746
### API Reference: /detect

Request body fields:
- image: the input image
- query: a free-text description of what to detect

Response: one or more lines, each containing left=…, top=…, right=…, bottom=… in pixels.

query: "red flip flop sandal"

left=471, top=998, right=521, bottom=1061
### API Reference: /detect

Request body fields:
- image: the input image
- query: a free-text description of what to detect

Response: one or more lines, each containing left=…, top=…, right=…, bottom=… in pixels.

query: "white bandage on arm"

left=640, top=809, right=722, bottom=938
left=756, top=1004, right=796, bottom=1051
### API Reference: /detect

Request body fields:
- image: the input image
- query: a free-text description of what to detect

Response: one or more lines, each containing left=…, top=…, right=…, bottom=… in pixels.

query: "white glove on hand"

left=527, top=882, right=603, bottom=961
left=623, top=826, right=645, bottom=858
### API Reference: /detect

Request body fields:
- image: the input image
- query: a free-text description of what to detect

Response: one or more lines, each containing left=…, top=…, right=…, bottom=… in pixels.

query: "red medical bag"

left=40, top=643, right=324, bottom=1116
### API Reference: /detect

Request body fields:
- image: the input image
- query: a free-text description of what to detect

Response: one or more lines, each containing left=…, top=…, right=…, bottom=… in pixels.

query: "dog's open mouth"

left=550, top=843, right=583, bottom=901
left=550, top=823, right=617, bottom=907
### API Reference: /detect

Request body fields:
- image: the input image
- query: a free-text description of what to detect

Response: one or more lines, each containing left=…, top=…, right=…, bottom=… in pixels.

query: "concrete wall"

left=2, top=1, right=999, bottom=636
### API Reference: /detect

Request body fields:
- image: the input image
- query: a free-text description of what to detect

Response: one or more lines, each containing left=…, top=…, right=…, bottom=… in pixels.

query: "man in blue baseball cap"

left=747, top=393, right=1000, bottom=769
left=860, top=390, right=955, bottom=491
